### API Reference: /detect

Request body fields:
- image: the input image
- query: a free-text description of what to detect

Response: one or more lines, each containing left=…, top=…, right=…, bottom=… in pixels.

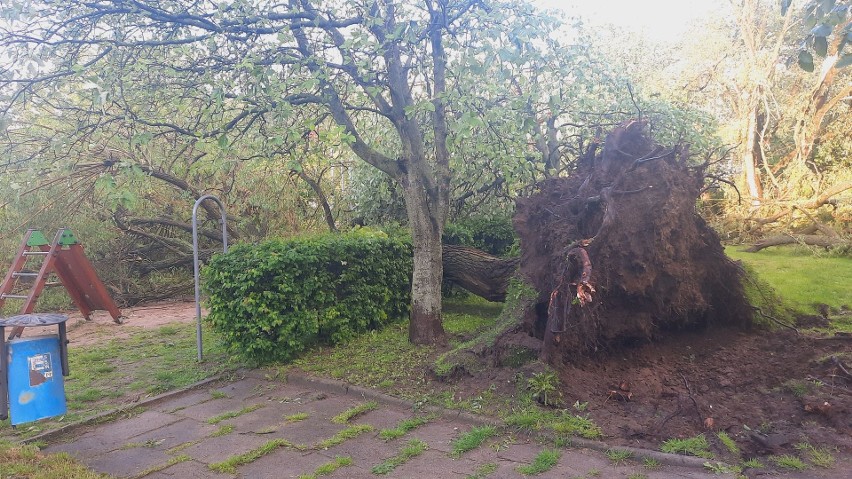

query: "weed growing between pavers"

left=378, top=415, right=433, bottom=441
left=660, top=435, right=713, bottom=458
left=450, top=425, right=498, bottom=458
left=128, top=454, right=190, bottom=479
left=332, top=401, right=378, bottom=424
left=516, top=449, right=560, bottom=475
left=206, top=403, right=264, bottom=424
left=642, top=457, right=661, bottom=470
left=210, top=425, right=234, bottom=437
left=371, top=439, right=427, bottom=475
left=209, top=438, right=299, bottom=473
left=298, top=455, right=353, bottom=479
left=0, top=440, right=105, bottom=479
left=314, top=424, right=375, bottom=449
left=466, top=462, right=497, bottom=479
left=284, top=412, right=310, bottom=422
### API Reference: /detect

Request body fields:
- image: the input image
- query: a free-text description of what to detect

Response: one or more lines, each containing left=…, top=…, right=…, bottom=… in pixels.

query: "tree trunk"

left=403, top=183, right=446, bottom=345
left=745, top=234, right=847, bottom=252
left=743, top=105, right=763, bottom=206
left=442, top=245, right=519, bottom=302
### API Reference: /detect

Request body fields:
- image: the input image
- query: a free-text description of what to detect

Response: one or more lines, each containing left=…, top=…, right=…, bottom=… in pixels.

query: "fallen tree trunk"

left=442, top=244, right=519, bottom=302
left=745, top=234, right=848, bottom=252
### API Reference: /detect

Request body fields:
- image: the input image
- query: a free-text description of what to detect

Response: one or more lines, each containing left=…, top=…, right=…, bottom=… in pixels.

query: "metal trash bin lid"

left=0, top=313, right=69, bottom=327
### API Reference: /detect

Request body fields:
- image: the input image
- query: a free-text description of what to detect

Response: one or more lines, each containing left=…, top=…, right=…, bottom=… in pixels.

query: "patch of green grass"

left=795, top=442, right=836, bottom=468
left=716, top=431, right=740, bottom=456
left=505, top=408, right=553, bottom=431
left=770, top=454, right=808, bottom=471
left=210, top=424, right=234, bottom=437
left=284, top=412, right=309, bottom=422
left=642, top=457, right=661, bottom=469
left=210, top=438, right=297, bottom=473
left=551, top=413, right=602, bottom=439
left=466, top=462, right=498, bottom=479
left=206, top=403, right=264, bottom=424
left=314, top=424, right=374, bottom=449
left=298, top=456, right=353, bottom=479
left=626, top=474, right=648, bottom=479
left=516, top=449, right=560, bottom=475
left=371, top=439, right=428, bottom=475
left=660, top=435, right=713, bottom=458
left=605, top=449, right=632, bottom=465
left=378, top=415, right=433, bottom=440
left=727, top=246, right=852, bottom=315
left=293, top=322, right=435, bottom=392
left=1, top=322, right=235, bottom=440
left=450, top=425, right=498, bottom=458
left=782, top=379, right=813, bottom=398
left=0, top=439, right=106, bottom=478
left=210, top=390, right=228, bottom=399
left=741, top=458, right=764, bottom=469
left=331, top=401, right=378, bottom=424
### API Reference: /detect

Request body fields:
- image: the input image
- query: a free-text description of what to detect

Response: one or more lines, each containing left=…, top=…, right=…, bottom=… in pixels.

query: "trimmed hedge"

left=203, top=231, right=412, bottom=363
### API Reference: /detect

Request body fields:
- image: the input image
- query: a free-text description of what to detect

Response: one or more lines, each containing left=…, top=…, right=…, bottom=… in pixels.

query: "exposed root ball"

left=514, top=121, right=752, bottom=362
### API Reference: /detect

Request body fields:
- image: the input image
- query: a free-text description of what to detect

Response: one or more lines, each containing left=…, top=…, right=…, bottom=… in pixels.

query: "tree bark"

left=442, top=245, right=519, bottom=302
left=404, top=182, right=447, bottom=345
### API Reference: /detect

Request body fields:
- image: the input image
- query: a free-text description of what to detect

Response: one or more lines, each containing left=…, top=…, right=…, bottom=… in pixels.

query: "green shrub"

left=203, top=231, right=412, bottom=363
left=443, top=216, right=516, bottom=257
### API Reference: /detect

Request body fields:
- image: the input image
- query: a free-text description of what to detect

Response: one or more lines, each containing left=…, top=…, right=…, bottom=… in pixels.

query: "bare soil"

left=552, top=327, right=852, bottom=456
left=21, top=299, right=199, bottom=346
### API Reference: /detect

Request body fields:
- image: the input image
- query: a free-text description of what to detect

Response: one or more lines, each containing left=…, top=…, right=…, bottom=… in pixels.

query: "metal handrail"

left=193, top=195, right=228, bottom=361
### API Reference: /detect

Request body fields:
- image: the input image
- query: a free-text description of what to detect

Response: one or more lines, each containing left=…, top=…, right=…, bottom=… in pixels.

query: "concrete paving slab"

left=172, top=397, right=261, bottom=423
left=224, top=398, right=313, bottom=434
left=152, top=389, right=214, bottom=414
left=180, top=432, right=270, bottom=464
left=43, top=431, right=115, bottom=459
left=388, top=448, right=480, bottom=477
left=237, top=448, right=330, bottom=479
left=85, top=410, right=183, bottom=444
left=353, top=406, right=412, bottom=431
left=315, top=430, right=400, bottom=466
left=410, top=419, right=474, bottom=453
left=142, top=459, right=235, bottom=478
left=276, top=415, right=348, bottom=446
left=85, top=445, right=170, bottom=478
left=209, top=376, right=270, bottom=401
left=125, top=418, right=218, bottom=451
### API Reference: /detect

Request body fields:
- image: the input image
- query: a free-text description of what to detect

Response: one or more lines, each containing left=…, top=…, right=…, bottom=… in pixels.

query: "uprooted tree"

left=512, top=121, right=754, bottom=363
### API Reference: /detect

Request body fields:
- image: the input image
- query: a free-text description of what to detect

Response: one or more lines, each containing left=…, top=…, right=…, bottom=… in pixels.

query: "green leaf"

left=798, top=50, right=816, bottom=72
left=811, top=23, right=833, bottom=37
left=835, top=54, right=852, bottom=68
left=814, top=36, right=828, bottom=56
left=217, top=134, right=229, bottom=149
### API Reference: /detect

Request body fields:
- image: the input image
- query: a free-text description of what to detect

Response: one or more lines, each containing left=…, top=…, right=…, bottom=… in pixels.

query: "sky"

left=531, top=0, right=727, bottom=43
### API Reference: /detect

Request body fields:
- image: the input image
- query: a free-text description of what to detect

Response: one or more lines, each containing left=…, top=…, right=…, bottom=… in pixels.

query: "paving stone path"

left=42, top=372, right=845, bottom=479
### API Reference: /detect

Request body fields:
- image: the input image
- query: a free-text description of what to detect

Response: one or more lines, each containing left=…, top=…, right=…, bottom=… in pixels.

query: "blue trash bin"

left=6, top=335, right=68, bottom=425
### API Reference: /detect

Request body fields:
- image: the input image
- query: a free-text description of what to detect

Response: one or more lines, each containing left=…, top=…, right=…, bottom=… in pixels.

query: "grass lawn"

left=726, top=246, right=852, bottom=313
left=1, top=323, right=236, bottom=440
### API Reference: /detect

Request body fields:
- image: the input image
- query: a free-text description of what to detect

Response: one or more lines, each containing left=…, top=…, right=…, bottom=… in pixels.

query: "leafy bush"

left=443, top=216, right=516, bottom=257
left=203, top=231, right=411, bottom=363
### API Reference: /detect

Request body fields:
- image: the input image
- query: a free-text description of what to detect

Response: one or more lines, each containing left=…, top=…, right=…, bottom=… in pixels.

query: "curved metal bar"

left=193, top=195, right=228, bottom=361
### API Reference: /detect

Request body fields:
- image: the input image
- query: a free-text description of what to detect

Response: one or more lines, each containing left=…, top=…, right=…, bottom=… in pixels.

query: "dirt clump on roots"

left=513, top=120, right=753, bottom=362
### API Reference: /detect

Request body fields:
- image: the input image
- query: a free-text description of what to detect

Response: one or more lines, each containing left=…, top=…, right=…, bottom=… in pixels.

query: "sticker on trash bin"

left=28, top=353, right=53, bottom=386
